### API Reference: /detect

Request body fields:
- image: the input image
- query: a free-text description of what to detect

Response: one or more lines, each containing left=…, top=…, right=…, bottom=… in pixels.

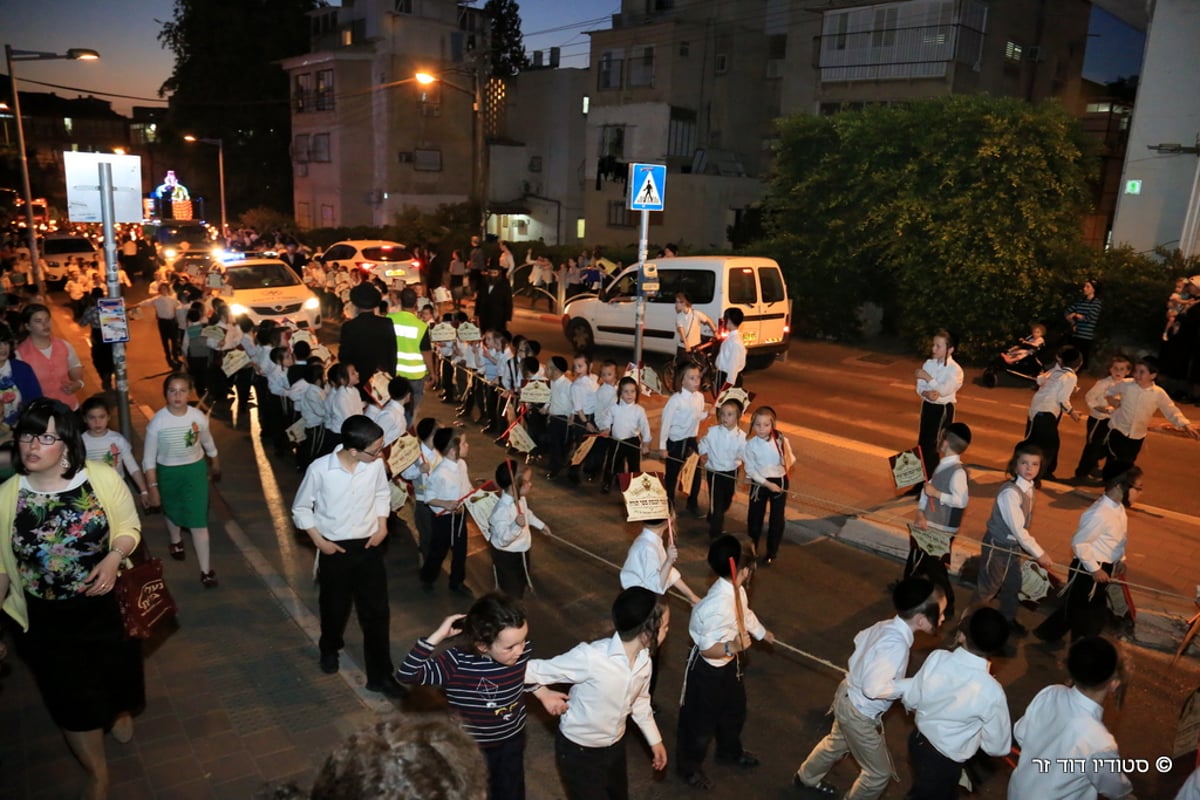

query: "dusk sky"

left=5, top=0, right=1143, bottom=117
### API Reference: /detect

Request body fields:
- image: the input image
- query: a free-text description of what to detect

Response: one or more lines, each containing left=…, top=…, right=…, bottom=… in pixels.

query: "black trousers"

left=603, top=436, right=641, bottom=485
left=1023, top=411, right=1062, bottom=476
left=317, top=539, right=392, bottom=684
left=421, top=511, right=467, bottom=588
left=484, top=732, right=526, bottom=800
left=665, top=437, right=701, bottom=511
left=917, top=401, right=954, bottom=483
left=89, top=326, right=114, bottom=387
left=676, top=654, right=745, bottom=777
left=1103, top=429, right=1144, bottom=482
left=748, top=477, right=789, bottom=559
left=555, top=730, right=628, bottom=800
left=491, top=546, right=530, bottom=599
left=1074, top=417, right=1110, bottom=479
left=903, top=530, right=957, bottom=616
left=544, top=414, right=570, bottom=474
left=1035, top=559, right=1113, bottom=642
left=156, top=317, right=180, bottom=364
left=187, top=355, right=210, bottom=401
left=705, top=470, right=736, bottom=539
left=905, top=729, right=963, bottom=800
left=1070, top=335, right=1094, bottom=371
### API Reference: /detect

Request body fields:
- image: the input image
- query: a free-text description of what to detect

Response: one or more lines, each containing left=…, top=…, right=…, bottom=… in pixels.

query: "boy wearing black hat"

left=900, top=607, right=1012, bottom=799
left=1008, top=637, right=1133, bottom=799
left=524, top=587, right=669, bottom=799
left=906, top=422, right=972, bottom=617
left=676, top=535, right=775, bottom=790
left=794, top=577, right=944, bottom=800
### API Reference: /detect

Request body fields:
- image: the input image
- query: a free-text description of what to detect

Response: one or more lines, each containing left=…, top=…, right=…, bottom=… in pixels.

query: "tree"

left=158, top=0, right=319, bottom=216
left=485, top=0, right=528, bottom=77
left=760, top=95, right=1098, bottom=356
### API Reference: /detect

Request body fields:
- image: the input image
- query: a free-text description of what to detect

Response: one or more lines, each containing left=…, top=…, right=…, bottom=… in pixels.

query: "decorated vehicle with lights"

left=216, top=254, right=322, bottom=330
left=318, top=240, right=422, bottom=286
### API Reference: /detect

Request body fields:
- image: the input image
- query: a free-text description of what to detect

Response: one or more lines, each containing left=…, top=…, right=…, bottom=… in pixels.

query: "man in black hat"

left=475, top=264, right=513, bottom=335
left=338, top=282, right=397, bottom=383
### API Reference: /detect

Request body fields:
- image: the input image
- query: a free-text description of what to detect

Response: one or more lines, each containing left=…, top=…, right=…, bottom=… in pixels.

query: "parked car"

left=561, top=255, right=790, bottom=368
left=319, top=240, right=422, bottom=286
left=40, top=235, right=105, bottom=287
left=219, top=256, right=322, bottom=330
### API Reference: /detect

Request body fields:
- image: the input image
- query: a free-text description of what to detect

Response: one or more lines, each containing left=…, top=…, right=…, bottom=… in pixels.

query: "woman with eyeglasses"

left=142, top=372, right=221, bottom=587
left=0, top=398, right=143, bottom=800
left=16, top=303, right=85, bottom=410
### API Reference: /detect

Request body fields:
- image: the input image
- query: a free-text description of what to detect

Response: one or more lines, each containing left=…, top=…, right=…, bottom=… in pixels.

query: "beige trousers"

left=796, top=680, right=895, bottom=800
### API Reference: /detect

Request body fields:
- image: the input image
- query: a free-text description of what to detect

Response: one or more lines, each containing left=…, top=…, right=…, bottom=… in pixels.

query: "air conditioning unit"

left=1027, top=46, right=1045, bottom=62
left=766, top=59, right=785, bottom=79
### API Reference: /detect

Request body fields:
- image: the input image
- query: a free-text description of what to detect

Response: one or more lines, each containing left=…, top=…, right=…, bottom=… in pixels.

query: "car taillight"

left=412, top=259, right=421, bottom=271
left=355, top=261, right=371, bottom=271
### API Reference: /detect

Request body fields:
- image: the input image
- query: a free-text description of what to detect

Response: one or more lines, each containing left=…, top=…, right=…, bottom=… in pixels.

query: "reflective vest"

left=388, top=310, right=428, bottom=379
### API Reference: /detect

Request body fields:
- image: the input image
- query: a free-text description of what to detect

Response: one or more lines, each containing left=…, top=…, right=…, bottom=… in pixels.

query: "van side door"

left=725, top=264, right=761, bottom=347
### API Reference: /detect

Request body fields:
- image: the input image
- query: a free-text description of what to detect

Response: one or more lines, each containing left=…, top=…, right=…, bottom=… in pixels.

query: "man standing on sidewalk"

left=388, top=287, right=433, bottom=419
left=292, top=415, right=405, bottom=698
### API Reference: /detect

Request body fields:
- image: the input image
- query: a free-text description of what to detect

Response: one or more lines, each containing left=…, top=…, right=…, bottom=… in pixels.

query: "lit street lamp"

left=415, top=70, right=486, bottom=238
left=5, top=44, right=99, bottom=295
left=183, top=135, right=227, bottom=238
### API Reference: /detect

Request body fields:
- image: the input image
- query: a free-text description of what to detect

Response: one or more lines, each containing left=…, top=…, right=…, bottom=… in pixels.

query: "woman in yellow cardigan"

left=0, top=398, right=142, bottom=800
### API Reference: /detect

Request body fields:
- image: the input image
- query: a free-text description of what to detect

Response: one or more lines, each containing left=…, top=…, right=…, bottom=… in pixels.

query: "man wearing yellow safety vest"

left=388, top=287, right=435, bottom=417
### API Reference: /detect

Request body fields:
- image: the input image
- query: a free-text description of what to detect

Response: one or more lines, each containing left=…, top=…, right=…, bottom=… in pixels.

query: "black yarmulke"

left=612, top=587, right=658, bottom=634
left=1068, top=636, right=1119, bottom=687
left=892, top=577, right=935, bottom=613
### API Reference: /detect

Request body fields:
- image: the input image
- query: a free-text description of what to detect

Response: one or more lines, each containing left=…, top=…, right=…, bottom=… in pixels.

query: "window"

left=767, top=34, right=787, bottom=60
left=607, top=201, right=637, bottom=228
left=576, top=218, right=586, bottom=239
left=758, top=266, right=785, bottom=303
left=316, top=69, right=335, bottom=110
left=600, top=125, right=626, bottom=158
left=321, top=204, right=335, bottom=227
left=598, top=51, right=623, bottom=90
left=656, top=269, right=714, bottom=305
left=871, top=8, right=897, bottom=48
left=529, top=156, right=543, bottom=172
left=393, top=0, right=413, bottom=12
left=714, top=34, right=731, bottom=73
left=727, top=268, right=758, bottom=305
left=294, top=134, right=310, bottom=163
left=833, top=13, right=848, bottom=50
left=1005, top=41, right=1023, bottom=62
left=668, top=108, right=697, bottom=157
left=294, top=73, right=313, bottom=112
left=629, top=45, right=655, bottom=87
left=414, top=149, right=442, bottom=171
left=311, top=133, right=331, bottom=162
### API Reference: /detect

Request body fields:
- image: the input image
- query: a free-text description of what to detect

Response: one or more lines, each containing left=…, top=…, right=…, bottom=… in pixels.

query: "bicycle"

left=659, top=339, right=719, bottom=400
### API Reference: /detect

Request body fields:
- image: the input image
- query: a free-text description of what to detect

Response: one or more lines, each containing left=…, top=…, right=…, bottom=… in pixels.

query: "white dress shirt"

left=676, top=309, right=711, bottom=350
left=714, top=329, right=746, bottom=385
left=689, top=578, right=767, bottom=668
left=287, top=381, right=327, bottom=429
left=996, top=476, right=1043, bottom=559
left=658, top=388, right=706, bottom=448
left=916, top=356, right=964, bottom=405
left=1029, top=365, right=1079, bottom=417
left=1071, top=494, right=1127, bottom=573
left=619, top=528, right=679, bottom=595
left=917, top=454, right=969, bottom=523
left=547, top=375, right=574, bottom=416
left=594, top=382, right=618, bottom=425
left=742, top=434, right=788, bottom=485
left=366, top=400, right=408, bottom=447
left=571, top=373, right=599, bottom=416
left=1175, top=768, right=1200, bottom=800
left=324, top=385, right=364, bottom=433
left=697, top=424, right=746, bottom=473
left=1106, top=380, right=1191, bottom=439
left=487, top=492, right=544, bottom=552
left=1009, top=685, right=1134, bottom=800
left=901, top=647, right=1012, bottom=763
left=426, top=455, right=472, bottom=515
left=1084, top=376, right=1121, bottom=420
left=291, top=447, right=389, bottom=541
left=525, top=634, right=662, bottom=748
left=400, top=443, right=439, bottom=502
left=845, top=616, right=914, bottom=719
left=601, top=401, right=651, bottom=442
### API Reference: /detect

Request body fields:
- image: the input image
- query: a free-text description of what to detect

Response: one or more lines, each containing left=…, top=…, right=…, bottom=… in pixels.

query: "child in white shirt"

left=697, top=398, right=746, bottom=540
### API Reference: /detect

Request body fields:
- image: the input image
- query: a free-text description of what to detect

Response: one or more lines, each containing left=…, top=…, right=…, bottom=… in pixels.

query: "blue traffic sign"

left=628, top=163, right=666, bottom=211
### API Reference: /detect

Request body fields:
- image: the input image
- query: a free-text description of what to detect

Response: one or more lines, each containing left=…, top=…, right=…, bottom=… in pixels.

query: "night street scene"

left=5, top=1, right=1200, bottom=798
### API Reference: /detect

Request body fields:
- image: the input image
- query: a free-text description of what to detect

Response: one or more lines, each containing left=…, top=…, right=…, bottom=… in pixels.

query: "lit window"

left=64, top=117, right=74, bottom=134
left=576, top=218, right=586, bottom=239
left=1005, top=41, right=1023, bottom=62
left=581, top=95, right=590, bottom=115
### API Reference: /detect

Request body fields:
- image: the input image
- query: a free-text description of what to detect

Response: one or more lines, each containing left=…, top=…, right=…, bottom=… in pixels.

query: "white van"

left=561, top=256, right=790, bottom=368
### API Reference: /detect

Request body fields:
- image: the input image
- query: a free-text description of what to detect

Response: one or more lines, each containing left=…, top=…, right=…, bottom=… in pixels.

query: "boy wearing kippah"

left=905, top=422, right=972, bottom=618
left=1008, top=637, right=1134, bottom=799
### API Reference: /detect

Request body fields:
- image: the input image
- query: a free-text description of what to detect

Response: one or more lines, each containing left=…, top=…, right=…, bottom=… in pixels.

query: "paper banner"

left=430, top=322, right=457, bottom=342
left=388, top=481, right=409, bottom=512
left=221, top=349, right=250, bottom=377
left=507, top=423, right=537, bottom=454
left=622, top=472, right=670, bottom=522
left=679, top=452, right=699, bottom=494
left=520, top=380, right=552, bottom=404
left=908, top=523, right=952, bottom=560
left=639, top=364, right=662, bottom=396
left=311, top=344, right=333, bottom=364
left=201, top=324, right=225, bottom=346
left=388, top=434, right=423, bottom=476
left=890, top=447, right=925, bottom=489
left=285, top=418, right=307, bottom=444
left=1019, top=561, right=1052, bottom=602
left=465, top=488, right=500, bottom=533
left=368, top=371, right=391, bottom=406
left=291, top=329, right=314, bottom=347
left=715, top=386, right=751, bottom=413
left=570, top=434, right=600, bottom=466
left=432, top=286, right=452, bottom=304
left=457, top=322, right=481, bottom=342
left=1175, top=688, right=1200, bottom=757
left=781, top=435, right=797, bottom=471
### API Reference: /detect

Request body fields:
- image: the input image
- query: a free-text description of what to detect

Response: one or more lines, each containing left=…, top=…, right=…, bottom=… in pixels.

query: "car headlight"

left=230, top=303, right=249, bottom=317
left=303, top=297, right=320, bottom=310
left=164, top=247, right=177, bottom=259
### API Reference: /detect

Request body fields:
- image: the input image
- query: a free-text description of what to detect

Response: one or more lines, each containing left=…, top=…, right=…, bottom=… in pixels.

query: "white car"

left=40, top=235, right=106, bottom=287
left=320, top=239, right=422, bottom=286
left=221, top=257, right=322, bottom=330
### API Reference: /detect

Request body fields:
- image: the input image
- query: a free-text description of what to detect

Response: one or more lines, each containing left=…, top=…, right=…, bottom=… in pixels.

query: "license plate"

left=742, top=331, right=757, bottom=344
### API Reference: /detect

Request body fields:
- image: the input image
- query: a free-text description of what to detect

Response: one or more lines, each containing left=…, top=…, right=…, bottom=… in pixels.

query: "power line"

left=13, top=77, right=166, bottom=104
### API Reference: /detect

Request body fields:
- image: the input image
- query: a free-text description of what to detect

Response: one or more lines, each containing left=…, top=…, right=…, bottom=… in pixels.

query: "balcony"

left=813, top=21, right=984, bottom=83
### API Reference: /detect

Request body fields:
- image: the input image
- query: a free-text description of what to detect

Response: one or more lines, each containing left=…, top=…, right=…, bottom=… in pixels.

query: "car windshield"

left=361, top=246, right=413, bottom=262
left=225, top=263, right=301, bottom=291
left=158, top=225, right=210, bottom=248
left=43, top=239, right=95, bottom=256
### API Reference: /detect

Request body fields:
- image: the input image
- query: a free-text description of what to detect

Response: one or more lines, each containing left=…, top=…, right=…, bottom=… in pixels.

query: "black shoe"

left=689, top=505, right=706, bottom=519
left=568, top=471, right=581, bottom=485
left=792, top=774, right=838, bottom=797
left=759, top=555, right=775, bottom=567
left=319, top=652, right=339, bottom=674
left=365, top=676, right=408, bottom=699
left=681, top=770, right=713, bottom=790
left=450, top=583, right=474, bottom=598
left=600, top=483, right=611, bottom=494
left=716, top=751, right=760, bottom=768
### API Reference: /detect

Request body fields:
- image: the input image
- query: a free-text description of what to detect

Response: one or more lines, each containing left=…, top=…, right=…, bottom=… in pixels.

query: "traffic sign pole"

left=627, top=162, right=666, bottom=390
left=98, top=163, right=133, bottom=442
left=633, top=209, right=649, bottom=388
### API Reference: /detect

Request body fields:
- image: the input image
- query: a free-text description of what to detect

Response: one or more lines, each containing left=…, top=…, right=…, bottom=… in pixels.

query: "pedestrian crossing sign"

left=628, top=163, right=666, bottom=211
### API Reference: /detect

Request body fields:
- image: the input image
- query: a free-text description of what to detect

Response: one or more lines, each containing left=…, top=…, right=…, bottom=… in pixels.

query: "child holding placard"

left=421, top=427, right=475, bottom=597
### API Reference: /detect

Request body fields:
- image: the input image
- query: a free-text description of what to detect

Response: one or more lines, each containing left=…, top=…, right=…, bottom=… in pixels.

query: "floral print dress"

left=12, top=480, right=109, bottom=599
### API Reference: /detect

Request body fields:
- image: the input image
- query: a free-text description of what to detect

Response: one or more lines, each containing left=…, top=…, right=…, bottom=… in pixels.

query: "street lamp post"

left=5, top=44, right=99, bottom=295
left=184, top=135, right=226, bottom=238
left=415, top=70, right=486, bottom=238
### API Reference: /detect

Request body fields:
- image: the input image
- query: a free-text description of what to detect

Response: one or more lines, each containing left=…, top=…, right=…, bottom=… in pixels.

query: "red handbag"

left=114, top=543, right=178, bottom=639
